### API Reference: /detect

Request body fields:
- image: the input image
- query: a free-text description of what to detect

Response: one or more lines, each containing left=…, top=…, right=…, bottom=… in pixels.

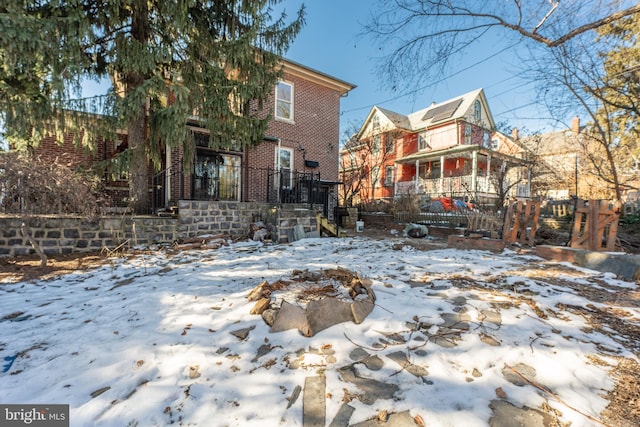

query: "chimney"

left=572, top=116, right=580, bottom=133
left=511, top=128, right=519, bottom=140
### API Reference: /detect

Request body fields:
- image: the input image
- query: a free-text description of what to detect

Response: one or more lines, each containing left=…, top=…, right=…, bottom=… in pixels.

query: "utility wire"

left=341, top=42, right=520, bottom=115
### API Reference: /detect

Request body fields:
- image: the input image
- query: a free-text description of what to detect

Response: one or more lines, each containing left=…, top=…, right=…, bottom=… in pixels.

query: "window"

left=464, top=124, right=472, bottom=144
left=385, top=133, right=395, bottom=154
left=194, top=152, right=241, bottom=201
left=491, top=138, right=500, bottom=150
left=372, top=134, right=381, bottom=154
left=474, top=100, right=481, bottom=121
left=372, top=113, right=380, bottom=130
left=431, top=161, right=441, bottom=178
left=371, top=165, right=381, bottom=188
left=275, top=146, right=293, bottom=189
left=384, top=166, right=394, bottom=186
left=418, top=131, right=430, bottom=150
left=275, top=81, right=293, bottom=122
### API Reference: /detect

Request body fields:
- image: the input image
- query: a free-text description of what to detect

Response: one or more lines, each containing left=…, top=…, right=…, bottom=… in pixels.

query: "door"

left=193, top=152, right=241, bottom=201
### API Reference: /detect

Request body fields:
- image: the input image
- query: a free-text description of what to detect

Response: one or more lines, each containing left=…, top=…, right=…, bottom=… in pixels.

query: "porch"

left=395, top=176, right=531, bottom=201
left=394, top=144, right=530, bottom=203
left=102, top=166, right=340, bottom=219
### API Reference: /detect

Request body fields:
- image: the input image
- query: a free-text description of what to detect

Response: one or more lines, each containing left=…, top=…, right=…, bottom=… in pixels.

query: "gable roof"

left=407, top=88, right=494, bottom=130
left=354, top=88, right=494, bottom=142
left=375, top=107, right=411, bottom=130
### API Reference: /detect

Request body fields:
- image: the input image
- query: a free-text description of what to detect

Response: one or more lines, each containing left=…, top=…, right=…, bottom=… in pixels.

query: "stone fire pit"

left=246, top=268, right=376, bottom=337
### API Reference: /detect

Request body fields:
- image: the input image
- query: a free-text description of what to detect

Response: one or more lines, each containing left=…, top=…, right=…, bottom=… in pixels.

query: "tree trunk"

left=127, top=2, right=151, bottom=214
left=128, top=102, right=149, bottom=214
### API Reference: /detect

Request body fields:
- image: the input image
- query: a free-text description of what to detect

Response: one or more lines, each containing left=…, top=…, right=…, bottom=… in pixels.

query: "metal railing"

left=98, top=166, right=333, bottom=215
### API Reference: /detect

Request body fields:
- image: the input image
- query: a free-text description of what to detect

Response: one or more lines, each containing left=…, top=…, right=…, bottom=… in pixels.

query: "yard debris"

left=188, top=365, right=201, bottom=379
left=250, top=298, right=271, bottom=315
left=230, top=325, right=255, bottom=341
left=247, top=268, right=376, bottom=337
left=403, top=223, right=428, bottom=238
left=286, top=384, right=302, bottom=409
left=172, top=234, right=230, bottom=251
left=251, top=221, right=271, bottom=242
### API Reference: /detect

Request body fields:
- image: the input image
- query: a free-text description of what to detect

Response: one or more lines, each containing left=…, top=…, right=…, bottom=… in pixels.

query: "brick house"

left=340, top=88, right=530, bottom=207
left=519, top=116, right=626, bottom=202
left=33, top=58, right=355, bottom=216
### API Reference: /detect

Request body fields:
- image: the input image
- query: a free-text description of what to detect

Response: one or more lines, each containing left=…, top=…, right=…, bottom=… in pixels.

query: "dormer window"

left=275, top=81, right=294, bottom=122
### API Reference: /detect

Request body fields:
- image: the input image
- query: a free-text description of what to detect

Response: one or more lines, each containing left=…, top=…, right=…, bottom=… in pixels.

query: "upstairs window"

left=275, top=81, right=293, bottom=122
left=372, top=134, right=381, bottom=154
left=474, top=100, right=481, bottom=121
left=372, top=113, right=380, bottom=130
left=418, top=131, right=430, bottom=150
left=384, top=165, right=394, bottom=186
left=464, top=124, right=472, bottom=144
left=385, top=133, right=395, bottom=154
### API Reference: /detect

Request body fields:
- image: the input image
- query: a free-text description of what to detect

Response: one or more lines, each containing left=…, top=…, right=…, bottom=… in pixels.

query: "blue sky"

left=78, top=0, right=556, bottom=144
left=279, top=0, right=554, bottom=141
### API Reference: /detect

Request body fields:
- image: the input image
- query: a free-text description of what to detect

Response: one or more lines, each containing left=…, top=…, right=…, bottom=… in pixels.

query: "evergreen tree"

left=0, top=1, right=305, bottom=213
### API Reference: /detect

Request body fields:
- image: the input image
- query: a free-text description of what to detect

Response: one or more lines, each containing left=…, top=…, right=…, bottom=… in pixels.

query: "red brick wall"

left=248, top=71, right=342, bottom=182
left=34, top=131, right=102, bottom=170
left=32, top=68, right=345, bottom=205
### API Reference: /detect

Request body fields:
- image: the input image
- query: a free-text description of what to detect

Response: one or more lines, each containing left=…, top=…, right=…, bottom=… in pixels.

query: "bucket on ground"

left=356, top=220, right=364, bottom=232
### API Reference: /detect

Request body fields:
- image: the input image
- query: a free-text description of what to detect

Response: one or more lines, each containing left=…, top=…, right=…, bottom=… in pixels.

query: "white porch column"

left=486, top=153, right=492, bottom=193
left=471, top=150, right=478, bottom=193
left=415, top=159, right=419, bottom=191
left=438, top=155, right=445, bottom=194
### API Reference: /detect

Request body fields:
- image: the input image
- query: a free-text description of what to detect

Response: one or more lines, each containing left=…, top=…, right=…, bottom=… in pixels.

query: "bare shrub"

left=0, top=151, right=103, bottom=217
left=0, top=151, right=104, bottom=266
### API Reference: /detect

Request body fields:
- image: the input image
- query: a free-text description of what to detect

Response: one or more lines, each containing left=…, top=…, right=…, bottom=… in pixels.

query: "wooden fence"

left=570, top=199, right=620, bottom=251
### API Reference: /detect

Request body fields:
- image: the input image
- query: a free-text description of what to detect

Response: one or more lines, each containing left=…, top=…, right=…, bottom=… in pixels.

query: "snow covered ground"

left=1, top=236, right=638, bottom=426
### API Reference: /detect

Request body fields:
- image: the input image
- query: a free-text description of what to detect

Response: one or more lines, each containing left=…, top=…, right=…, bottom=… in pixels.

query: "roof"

left=407, top=88, right=491, bottom=130
left=395, top=143, right=524, bottom=165
left=375, top=107, right=411, bottom=130
left=354, top=88, right=493, bottom=142
left=521, top=129, right=582, bottom=156
left=281, top=58, right=356, bottom=96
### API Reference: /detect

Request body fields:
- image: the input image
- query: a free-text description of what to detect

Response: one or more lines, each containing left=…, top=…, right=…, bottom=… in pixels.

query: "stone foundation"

left=0, top=201, right=323, bottom=256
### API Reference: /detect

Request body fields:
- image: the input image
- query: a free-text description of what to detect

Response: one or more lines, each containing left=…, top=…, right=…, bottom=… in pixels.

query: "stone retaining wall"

left=0, top=201, right=322, bottom=256
left=0, top=216, right=178, bottom=256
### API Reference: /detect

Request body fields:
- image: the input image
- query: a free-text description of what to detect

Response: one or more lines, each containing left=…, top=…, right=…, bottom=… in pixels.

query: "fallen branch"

left=21, top=221, right=47, bottom=267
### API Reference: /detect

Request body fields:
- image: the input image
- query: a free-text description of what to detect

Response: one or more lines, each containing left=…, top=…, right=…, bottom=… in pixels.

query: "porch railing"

left=98, top=166, right=335, bottom=215
left=396, top=175, right=498, bottom=197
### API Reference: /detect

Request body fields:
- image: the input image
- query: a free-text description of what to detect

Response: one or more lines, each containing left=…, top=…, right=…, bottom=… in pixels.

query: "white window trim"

left=418, top=130, right=430, bottom=151
left=275, top=80, right=294, bottom=123
left=275, top=146, right=294, bottom=189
